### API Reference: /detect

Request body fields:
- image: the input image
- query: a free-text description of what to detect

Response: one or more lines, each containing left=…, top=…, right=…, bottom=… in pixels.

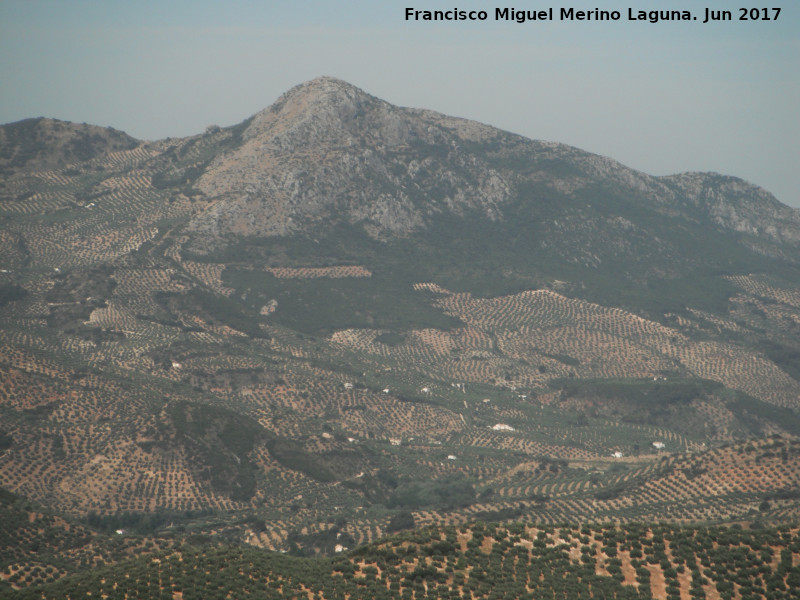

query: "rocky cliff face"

left=662, top=172, right=800, bottom=245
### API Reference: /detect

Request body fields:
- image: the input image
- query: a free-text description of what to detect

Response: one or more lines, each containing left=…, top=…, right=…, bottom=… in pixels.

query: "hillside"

left=1, top=76, right=799, bottom=585
left=0, top=117, right=139, bottom=175
left=5, top=518, right=800, bottom=599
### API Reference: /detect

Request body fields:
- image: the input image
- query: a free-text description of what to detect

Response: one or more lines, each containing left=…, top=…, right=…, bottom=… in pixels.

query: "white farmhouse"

left=492, top=423, right=515, bottom=432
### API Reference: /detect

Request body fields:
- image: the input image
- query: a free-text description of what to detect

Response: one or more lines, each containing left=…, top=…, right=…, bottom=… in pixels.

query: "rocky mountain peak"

left=189, top=77, right=512, bottom=244
left=241, top=76, right=381, bottom=144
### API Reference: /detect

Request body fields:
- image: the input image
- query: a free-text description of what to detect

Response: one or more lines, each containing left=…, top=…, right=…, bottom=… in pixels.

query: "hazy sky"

left=1, top=0, right=797, bottom=206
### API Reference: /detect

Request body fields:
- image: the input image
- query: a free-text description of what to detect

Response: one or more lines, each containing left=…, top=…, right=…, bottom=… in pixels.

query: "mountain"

left=187, top=77, right=800, bottom=247
left=188, top=76, right=511, bottom=240
left=1, top=77, right=800, bottom=579
left=166, top=78, right=800, bottom=326
left=0, top=117, right=138, bottom=175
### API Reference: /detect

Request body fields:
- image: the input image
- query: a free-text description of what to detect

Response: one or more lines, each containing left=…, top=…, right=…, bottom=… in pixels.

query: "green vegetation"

left=386, top=510, right=415, bottom=533
left=0, top=117, right=137, bottom=173
left=547, top=377, right=800, bottom=439
left=84, top=509, right=215, bottom=535
left=165, top=401, right=263, bottom=501
left=726, top=394, right=800, bottom=437
left=552, top=377, right=724, bottom=405
left=287, top=522, right=355, bottom=556
left=0, top=118, right=46, bottom=167
left=155, top=288, right=268, bottom=338
left=375, top=331, right=406, bottom=346
left=0, top=283, right=27, bottom=306
left=266, top=438, right=341, bottom=483
left=760, top=340, right=800, bottom=382
left=224, top=266, right=462, bottom=335
left=6, top=522, right=800, bottom=600
left=386, top=477, right=476, bottom=510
